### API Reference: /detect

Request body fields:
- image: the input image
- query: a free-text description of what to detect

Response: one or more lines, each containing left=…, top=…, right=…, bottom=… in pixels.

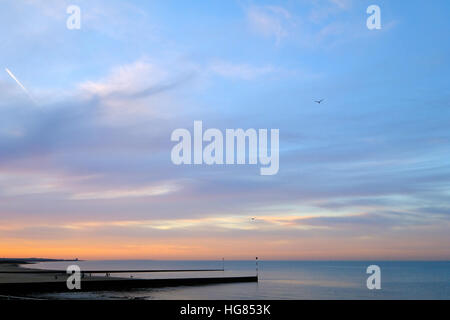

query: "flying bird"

left=314, top=99, right=324, bottom=104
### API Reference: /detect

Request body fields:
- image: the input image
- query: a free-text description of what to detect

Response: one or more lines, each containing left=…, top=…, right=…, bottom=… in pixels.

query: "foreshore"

left=0, top=262, right=69, bottom=284
left=0, top=261, right=257, bottom=298
left=0, top=262, right=70, bottom=299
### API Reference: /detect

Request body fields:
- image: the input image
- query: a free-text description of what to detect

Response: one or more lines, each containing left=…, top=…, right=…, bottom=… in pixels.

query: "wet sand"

left=0, top=263, right=69, bottom=299
left=0, top=263, right=73, bottom=284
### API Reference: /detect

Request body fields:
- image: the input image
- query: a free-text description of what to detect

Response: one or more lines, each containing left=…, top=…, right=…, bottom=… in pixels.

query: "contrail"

left=5, top=68, right=35, bottom=102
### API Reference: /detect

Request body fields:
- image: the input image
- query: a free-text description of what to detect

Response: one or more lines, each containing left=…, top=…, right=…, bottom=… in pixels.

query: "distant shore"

left=0, top=258, right=81, bottom=264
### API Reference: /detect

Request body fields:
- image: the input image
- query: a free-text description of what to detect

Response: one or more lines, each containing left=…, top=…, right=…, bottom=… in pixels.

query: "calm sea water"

left=25, top=260, right=450, bottom=300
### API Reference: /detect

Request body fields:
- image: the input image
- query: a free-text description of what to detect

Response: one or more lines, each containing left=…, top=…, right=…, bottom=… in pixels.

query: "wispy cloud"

left=329, top=0, right=352, bottom=10
left=209, top=61, right=276, bottom=80
left=80, top=60, right=193, bottom=99
left=70, top=183, right=179, bottom=200
left=246, top=5, right=292, bottom=44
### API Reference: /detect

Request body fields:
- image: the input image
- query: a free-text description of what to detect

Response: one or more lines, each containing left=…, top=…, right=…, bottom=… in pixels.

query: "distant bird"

left=251, top=217, right=256, bottom=221
left=314, top=99, right=324, bottom=104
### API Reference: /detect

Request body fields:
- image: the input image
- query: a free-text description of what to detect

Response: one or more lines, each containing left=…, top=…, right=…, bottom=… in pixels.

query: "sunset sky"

left=1, top=0, right=449, bottom=260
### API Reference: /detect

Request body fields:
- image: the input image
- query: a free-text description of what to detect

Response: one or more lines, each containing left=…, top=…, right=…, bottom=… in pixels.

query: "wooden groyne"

left=0, top=276, right=258, bottom=294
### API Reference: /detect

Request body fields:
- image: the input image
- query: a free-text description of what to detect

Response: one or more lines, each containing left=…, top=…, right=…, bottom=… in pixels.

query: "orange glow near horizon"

left=2, top=211, right=450, bottom=261
left=2, top=233, right=450, bottom=261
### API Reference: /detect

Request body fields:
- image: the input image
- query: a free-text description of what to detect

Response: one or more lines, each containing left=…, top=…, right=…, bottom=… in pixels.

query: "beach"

left=0, top=262, right=63, bottom=299
left=0, top=261, right=119, bottom=298
left=0, top=262, right=66, bottom=284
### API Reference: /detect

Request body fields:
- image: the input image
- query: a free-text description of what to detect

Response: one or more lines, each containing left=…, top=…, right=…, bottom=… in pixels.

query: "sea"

left=23, top=260, right=450, bottom=300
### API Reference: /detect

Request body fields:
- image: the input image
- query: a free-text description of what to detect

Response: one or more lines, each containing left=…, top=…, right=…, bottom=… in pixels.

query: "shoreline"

left=0, top=263, right=67, bottom=299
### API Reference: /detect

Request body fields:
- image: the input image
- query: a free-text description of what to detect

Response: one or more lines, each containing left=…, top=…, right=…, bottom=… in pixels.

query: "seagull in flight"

left=314, top=99, right=324, bottom=104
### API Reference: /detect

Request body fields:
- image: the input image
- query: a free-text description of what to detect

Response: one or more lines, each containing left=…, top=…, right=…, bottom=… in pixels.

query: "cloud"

left=246, top=5, right=292, bottom=44
left=292, top=211, right=427, bottom=229
left=70, top=183, right=179, bottom=200
left=309, top=0, right=352, bottom=23
left=209, top=61, right=276, bottom=80
left=18, top=0, right=154, bottom=40
left=329, top=0, right=352, bottom=10
left=0, top=58, right=195, bottom=210
left=80, top=59, right=194, bottom=100
left=244, top=1, right=381, bottom=49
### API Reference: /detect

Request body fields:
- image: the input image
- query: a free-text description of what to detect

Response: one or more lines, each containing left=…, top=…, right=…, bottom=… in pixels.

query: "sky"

left=0, top=0, right=449, bottom=260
